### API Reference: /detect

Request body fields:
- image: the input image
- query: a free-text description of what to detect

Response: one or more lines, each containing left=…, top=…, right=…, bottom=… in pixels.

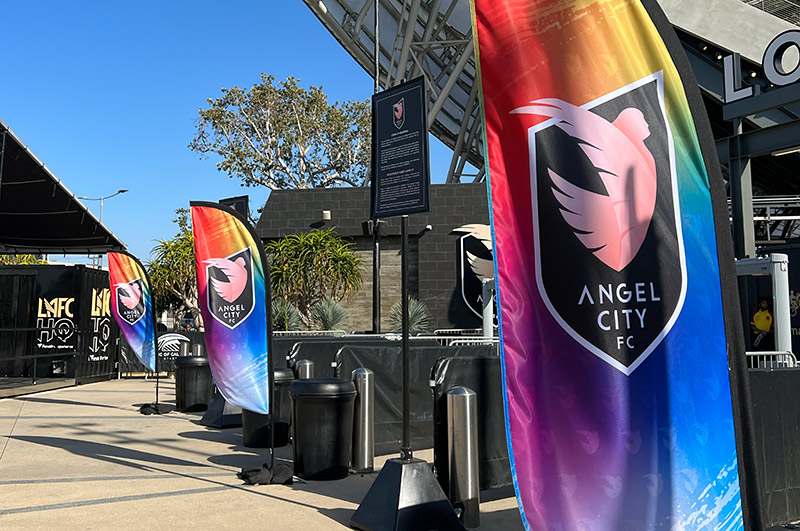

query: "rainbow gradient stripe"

left=472, top=0, right=744, bottom=529
left=191, top=203, right=270, bottom=415
left=108, top=251, right=156, bottom=372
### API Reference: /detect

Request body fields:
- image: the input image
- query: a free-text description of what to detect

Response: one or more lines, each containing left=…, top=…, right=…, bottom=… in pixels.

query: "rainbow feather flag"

left=472, top=0, right=751, bottom=528
left=191, top=202, right=270, bottom=415
left=108, top=251, right=156, bottom=372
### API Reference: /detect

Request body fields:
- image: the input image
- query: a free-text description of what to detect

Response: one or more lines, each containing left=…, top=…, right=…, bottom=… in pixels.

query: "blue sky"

left=1, top=1, right=454, bottom=262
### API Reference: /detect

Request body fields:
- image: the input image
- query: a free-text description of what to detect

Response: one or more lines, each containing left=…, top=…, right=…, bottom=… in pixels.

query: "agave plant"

left=389, top=297, right=430, bottom=334
left=310, top=296, right=346, bottom=331
left=272, top=298, right=303, bottom=331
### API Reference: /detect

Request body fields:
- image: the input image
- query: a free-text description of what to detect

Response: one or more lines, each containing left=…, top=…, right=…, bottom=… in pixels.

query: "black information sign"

left=371, top=76, right=431, bottom=219
left=220, top=195, right=249, bottom=216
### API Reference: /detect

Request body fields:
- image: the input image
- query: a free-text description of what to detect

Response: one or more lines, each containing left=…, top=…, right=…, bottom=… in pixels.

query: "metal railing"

left=746, top=350, right=798, bottom=369
left=447, top=338, right=499, bottom=347
left=273, top=329, right=347, bottom=337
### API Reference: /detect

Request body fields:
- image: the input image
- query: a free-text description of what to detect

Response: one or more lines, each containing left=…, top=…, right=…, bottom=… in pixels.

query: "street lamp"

left=77, top=189, right=128, bottom=222
left=77, top=189, right=128, bottom=267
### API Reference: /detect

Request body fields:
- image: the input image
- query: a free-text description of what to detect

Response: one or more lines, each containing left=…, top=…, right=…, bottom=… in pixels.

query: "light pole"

left=77, top=189, right=128, bottom=266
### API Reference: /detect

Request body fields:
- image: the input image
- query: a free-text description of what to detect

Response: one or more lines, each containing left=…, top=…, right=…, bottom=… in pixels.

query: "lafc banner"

left=472, top=1, right=746, bottom=529
left=108, top=251, right=156, bottom=372
left=191, top=202, right=270, bottom=415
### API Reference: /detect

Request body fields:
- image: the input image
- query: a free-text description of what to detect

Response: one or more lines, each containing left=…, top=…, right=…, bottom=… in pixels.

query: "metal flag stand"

left=350, top=216, right=463, bottom=531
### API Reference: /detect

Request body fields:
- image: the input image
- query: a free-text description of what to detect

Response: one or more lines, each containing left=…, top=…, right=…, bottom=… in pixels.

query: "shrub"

left=310, top=296, right=346, bottom=330
left=389, top=297, right=430, bottom=334
left=272, top=298, right=302, bottom=331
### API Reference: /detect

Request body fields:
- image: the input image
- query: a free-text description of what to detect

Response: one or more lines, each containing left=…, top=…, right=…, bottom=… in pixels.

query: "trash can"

left=242, top=368, right=295, bottom=448
left=175, top=356, right=214, bottom=412
left=291, top=378, right=356, bottom=480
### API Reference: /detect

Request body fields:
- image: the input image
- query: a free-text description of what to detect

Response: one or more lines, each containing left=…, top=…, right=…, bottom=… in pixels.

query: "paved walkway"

left=0, top=378, right=522, bottom=530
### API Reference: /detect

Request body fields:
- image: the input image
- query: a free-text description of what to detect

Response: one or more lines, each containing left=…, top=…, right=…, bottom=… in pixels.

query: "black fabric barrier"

left=288, top=338, right=441, bottom=379
left=337, top=344, right=497, bottom=456
left=118, top=331, right=206, bottom=373
left=431, top=356, right=511, bottom=493
left=749, top=369, right=800, bottom=528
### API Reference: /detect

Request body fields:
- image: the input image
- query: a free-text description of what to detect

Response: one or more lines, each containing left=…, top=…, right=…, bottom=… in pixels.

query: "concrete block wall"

left=256, top=184, right=489, bottom=332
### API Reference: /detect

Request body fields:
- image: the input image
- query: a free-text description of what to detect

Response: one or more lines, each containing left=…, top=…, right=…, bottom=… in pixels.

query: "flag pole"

left=266, top=233, right=276, bottom=470
left=142, top=254, right=161, bottom=413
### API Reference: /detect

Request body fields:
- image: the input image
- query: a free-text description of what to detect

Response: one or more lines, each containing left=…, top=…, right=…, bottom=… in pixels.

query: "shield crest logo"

left=453, top=224, right=494, bottom=318
left=205, top=247, right=255, bottom=329
left=518, top=71, right=686, bottom=374
left=392, top=98, right=405, bottom=129
left=115, top=278, right=145, bottom=325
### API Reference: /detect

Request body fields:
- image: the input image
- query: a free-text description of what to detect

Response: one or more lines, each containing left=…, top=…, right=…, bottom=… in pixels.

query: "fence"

left=746, top=350, right=797, bottom=369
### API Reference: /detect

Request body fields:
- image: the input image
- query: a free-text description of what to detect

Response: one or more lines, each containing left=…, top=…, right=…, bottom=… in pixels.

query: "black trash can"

left=242, top=368, right=295, bottom=448
left=175, top=356, right=214, bottom=412
left=291, top=378, right=356, bottom=480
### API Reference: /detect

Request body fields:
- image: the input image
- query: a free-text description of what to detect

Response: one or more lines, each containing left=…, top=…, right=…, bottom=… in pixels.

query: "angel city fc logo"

left=392, top=98, right=405, bottom=129
left=516, top=72, right=686, bottom=374
left=453, top=224, right=494, bottom=318
left=115, top=278, right=145, bottom=325
left=205, top=247, right=255, bottom=329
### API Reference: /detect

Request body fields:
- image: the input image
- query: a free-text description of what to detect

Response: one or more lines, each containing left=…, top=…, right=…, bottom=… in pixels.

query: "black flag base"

left=138, top=403, right=162, bottom=415
left=350, top=458, right=465, bottom=531
left=200, top=393, right=242, bottom=428
left=237, top=463, right=293, bottom=485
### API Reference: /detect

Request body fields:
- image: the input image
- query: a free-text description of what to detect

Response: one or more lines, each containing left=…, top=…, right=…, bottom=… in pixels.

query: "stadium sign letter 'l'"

left=108, top=251, right=156, bottom=372
left=191, top=202, right=270, bottom=415
left=472, top=0, right=747, bottom=528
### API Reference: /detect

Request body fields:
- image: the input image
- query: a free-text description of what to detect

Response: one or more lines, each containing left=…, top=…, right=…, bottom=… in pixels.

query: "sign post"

left=352, top=77, right=462, bottom=531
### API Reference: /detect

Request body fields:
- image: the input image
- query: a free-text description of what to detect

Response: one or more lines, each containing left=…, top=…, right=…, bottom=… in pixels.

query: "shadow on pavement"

left=10, top=435, right=203, bottom=470
left=20, top=396, right=126, bottom=411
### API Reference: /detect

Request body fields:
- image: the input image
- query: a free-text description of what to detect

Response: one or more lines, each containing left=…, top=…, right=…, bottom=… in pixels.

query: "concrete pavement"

left=0, top=378, right=522, bottom=530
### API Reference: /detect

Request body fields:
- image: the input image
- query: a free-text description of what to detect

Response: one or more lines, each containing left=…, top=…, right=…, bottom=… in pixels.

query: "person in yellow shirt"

left=751, top=298, right=774, bottom=351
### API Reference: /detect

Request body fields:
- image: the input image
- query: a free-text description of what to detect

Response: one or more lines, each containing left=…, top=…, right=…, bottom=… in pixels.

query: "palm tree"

left=267, top=227, right=362, bottom=323
left=147, top=209, right=202, bottom=329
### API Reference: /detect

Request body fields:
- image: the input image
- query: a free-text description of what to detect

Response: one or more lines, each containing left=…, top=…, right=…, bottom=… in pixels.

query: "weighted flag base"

left=138, top=403, right=162, bottom=415
left=237, top=463, right=293, bottom=485
left=200, top=394, right=242, bottom=428
left=350, top=458, right=464, bottom=531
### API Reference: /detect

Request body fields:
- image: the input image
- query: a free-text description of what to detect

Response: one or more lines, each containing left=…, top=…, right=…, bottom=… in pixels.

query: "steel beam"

left=716, top=119, right=800, bottom=159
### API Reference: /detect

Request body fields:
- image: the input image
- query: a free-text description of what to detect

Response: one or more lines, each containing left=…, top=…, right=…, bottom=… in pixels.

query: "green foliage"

left=189, top=74, right=371, bottom=190
left=310, top=296, right=346, bottom=330
left=272, top=298, right=302, bottom=331
left=0, top=254, right=47, bottom=265
left=267, top=227, right=362, bottom=319
left=390, top=297, right=431, bottom=334
left=147, top=209, right=202, bottom=328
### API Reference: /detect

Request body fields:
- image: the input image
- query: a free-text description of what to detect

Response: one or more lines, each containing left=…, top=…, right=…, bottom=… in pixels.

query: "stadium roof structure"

left=0, top=119, right=126, bottom=255
left=305, top=0, right=482, bottom=184
left=303, top=0, right=800, bottom=191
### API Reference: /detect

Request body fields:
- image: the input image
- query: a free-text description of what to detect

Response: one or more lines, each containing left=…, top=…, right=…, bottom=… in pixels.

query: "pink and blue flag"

left=108, top=251, right=156, bottom=372
left=191, top=202, right=270, bottom=415
left=472, top=0, right=752, bottom=528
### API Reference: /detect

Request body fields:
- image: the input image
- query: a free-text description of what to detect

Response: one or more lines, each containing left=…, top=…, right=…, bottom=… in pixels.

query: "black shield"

left=206, top=247, right=254, bottom=329
left=116, top=278, right=145, bottom=325
left=530, top=72, right=686, bottom=374
left=457, top=229, right=494, bottom=318
left=392, top=98, right=405, bottom=129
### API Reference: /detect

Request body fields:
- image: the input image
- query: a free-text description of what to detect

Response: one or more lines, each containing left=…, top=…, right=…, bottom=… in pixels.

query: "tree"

left=147, top=209, right=202, bottom=329
left=189, top=74, right=371, bottom=190
left=0, top=254, right=47, bottom=265
left=267, top=227, right=363, bottom=321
